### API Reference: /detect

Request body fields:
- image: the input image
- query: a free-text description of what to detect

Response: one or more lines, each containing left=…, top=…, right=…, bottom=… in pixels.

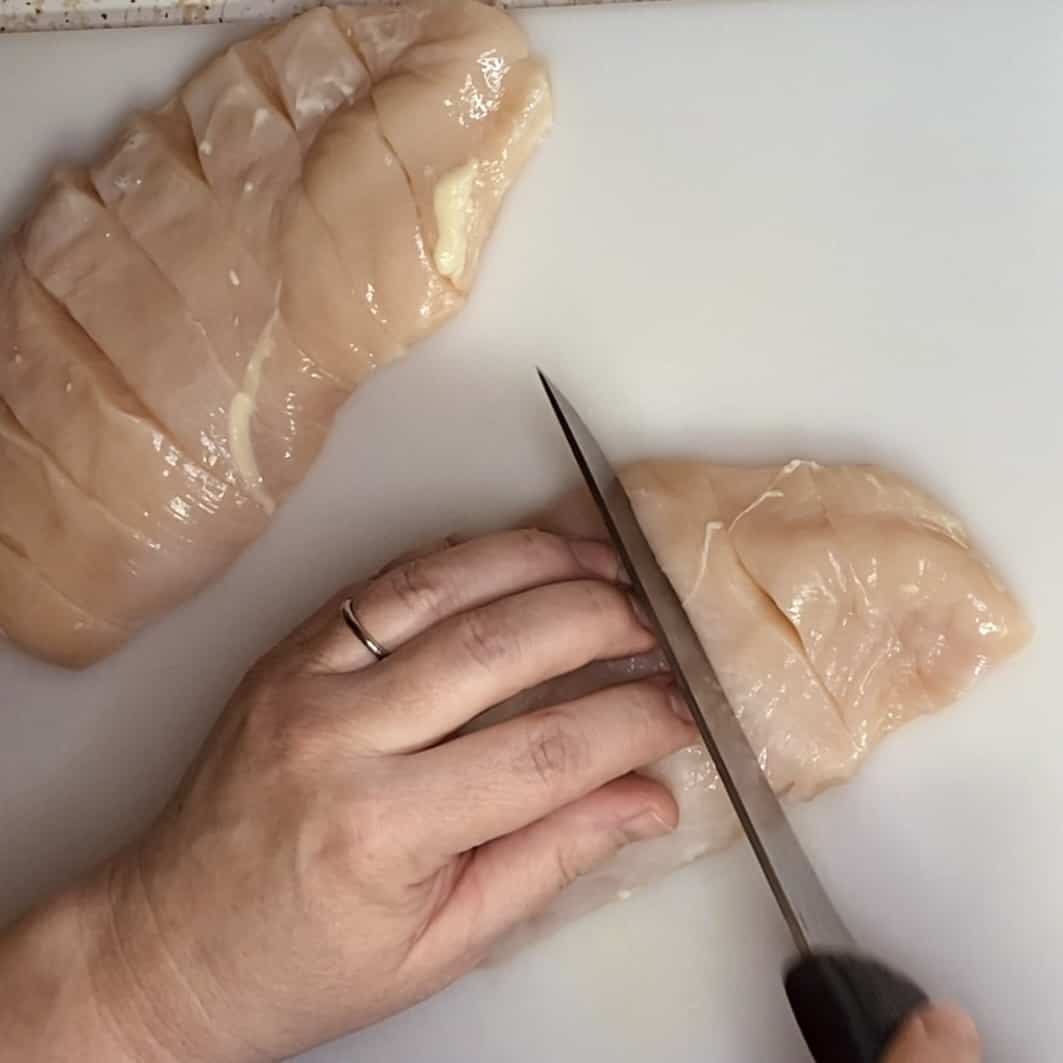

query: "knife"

left=538, top=369, right=929, bottom=1063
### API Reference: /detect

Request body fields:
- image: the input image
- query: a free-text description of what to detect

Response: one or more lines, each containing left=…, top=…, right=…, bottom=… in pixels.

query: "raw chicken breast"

left=0, top=0, right=551, bottom=667
left=479, top=459, right=1031, bottom=952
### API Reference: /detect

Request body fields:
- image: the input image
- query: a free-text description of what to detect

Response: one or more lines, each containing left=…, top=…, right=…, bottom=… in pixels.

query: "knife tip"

left=536, top=366, right=556, bottom=396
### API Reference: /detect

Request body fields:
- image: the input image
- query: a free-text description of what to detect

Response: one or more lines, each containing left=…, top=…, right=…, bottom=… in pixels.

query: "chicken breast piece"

left=0, top=539, right=128, bottom=668
left=18, top=170, right=243, bottom=486
left=90, top=112, right=350, bottom=443
left=0, top=1, right=551, bottom=667
left=338, top=1, right=552, bottom=294
left=479, top=459, right=1031, bottom=953
left=0, top=402, right=166, bottom=628
left=0, top=244, right=264, bottom=557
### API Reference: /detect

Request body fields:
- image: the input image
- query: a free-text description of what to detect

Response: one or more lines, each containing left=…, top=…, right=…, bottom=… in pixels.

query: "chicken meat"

left=475, top=458, right=1031, bottom=951
left=0, top=0, right=551, bottom=667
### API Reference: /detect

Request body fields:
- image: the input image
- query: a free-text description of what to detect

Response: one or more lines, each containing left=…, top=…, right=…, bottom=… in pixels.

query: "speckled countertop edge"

left=0, top=0, right=663, bottom=34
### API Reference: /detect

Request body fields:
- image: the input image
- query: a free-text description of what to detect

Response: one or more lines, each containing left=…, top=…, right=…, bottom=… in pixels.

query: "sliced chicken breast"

left=0, top=244, right=264, bottom=557
left=0, top=0, right=551, bottom=667
left=337, top=0, right=550, bottom=293
left=0, top=402, right=171, bottom=627
left=0, top=539, right=128, bottom=668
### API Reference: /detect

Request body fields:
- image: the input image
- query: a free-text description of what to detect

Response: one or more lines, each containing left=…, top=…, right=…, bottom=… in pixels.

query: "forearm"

left=0, top=860, right=218, bottom=1063
left=0, top=871, right=141, bottom=1062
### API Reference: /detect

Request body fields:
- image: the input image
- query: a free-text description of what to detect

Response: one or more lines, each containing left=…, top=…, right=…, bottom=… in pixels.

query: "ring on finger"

left=340, top=598, right=391, bottom=661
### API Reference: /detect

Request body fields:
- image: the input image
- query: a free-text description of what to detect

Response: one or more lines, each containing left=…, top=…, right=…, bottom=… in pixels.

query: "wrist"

left=79, top=854, right=245, bottom=1063
left=0, top=870, right=144, bottom=1062
left=0, top=855, right=233, bottom=1063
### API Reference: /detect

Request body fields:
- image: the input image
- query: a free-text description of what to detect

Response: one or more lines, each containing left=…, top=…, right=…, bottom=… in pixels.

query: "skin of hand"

left=0, top=530, right=698, bottom=1062
left=0, top=529, right=984, bottom=1063
left=885, top=1004, right=983, bottom=1063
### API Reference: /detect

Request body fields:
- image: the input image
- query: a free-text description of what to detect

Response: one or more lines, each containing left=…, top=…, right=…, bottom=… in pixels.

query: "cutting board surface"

left=2, top=3, right=1062, bottom=1060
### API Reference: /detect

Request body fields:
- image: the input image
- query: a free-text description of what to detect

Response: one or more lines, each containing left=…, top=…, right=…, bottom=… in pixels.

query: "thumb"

left=884, top=1004, right=982, bottom=1063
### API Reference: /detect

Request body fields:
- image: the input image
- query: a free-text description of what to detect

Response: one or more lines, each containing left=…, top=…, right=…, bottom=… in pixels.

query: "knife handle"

left=784, top=951, right=929, bottom=1062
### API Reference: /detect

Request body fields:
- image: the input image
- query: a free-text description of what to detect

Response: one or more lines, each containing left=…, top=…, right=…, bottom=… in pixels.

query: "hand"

left=0, top=530, right=695, bottom=1062
left=885, top=1005, right=982, bottom=1063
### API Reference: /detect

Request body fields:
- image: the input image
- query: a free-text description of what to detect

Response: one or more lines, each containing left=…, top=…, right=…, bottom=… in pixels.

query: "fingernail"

left=620, top=809, right=673, bottom=843
left=568, top=539, right=621, bottom=582
left=920, top=1005, right=981, bottom=1054
left=668, top=685, right=694, bottom=725
left=628, top=594, right=656, bottom=632
left=649, top=674, right=693, bottom=724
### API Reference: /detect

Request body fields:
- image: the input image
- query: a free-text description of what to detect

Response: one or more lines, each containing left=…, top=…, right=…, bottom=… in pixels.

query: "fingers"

left=883, top=1005, right=982, bottom=1063
left=402, top=678, right=695, bottom=860
left=416, top=774, right=677, bottom=960
left=327, top=579, right=658, bottom=753
left=376, top=535, right=467, bottom=574
left=302, top=530, right=623, bottom=674
left=532, top=482, right=608, bottom=541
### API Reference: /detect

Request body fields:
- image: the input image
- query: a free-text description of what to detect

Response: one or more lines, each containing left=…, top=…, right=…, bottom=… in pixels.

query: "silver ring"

left=340, top=598, right=390, bottom=660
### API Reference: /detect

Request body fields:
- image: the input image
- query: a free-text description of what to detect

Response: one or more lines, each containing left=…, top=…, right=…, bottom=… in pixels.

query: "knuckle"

left=520, top=710, right=590, bottom=792
left=551, top=835, right=605, bottom=890
left=336, top=791, right=386, bottom=863
left=238, top=677, right=283, bottom=750
left=302, top=766, right=407, bottom=847
left=598, top=681, right=681, bottom=750
left=299, top=792, right=390, bottom=888
left=616, top=679, right=671, bottom=723
left=552, top=844, right=583, bottom=890
left=511, top=527, right=563, bottom=563
left=456, top=607, right=518, bottom=672
left=386, top=555, right=453, bottom=619
left=574, top=578, right=629, bottom=625
left=239, top=678, right=327, bottom=769
left=511, top=527, right=588, bottom=578
left=246, top=640, right=297, bottom=684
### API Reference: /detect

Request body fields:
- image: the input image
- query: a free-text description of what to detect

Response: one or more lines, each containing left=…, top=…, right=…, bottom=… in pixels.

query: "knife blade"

left=538, top=369, right=930, bottom=1063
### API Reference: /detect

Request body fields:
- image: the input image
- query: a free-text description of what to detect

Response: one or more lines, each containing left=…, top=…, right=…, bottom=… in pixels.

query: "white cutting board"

left=2, top=2, right=1062, bottom=1060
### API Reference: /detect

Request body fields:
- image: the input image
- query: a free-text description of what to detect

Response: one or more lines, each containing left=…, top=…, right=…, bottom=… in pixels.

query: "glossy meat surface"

left=482, top=459, right=1031, bottom=951
left=0, top=1, right=551, bottom=666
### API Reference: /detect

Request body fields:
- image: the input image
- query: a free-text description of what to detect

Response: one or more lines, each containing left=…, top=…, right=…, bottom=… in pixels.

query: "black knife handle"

left=784, top=951, right=929, bottom=1062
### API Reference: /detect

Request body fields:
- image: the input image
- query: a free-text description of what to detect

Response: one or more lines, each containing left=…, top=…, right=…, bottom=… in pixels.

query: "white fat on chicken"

left=0, top=0, right=551, bottom=667
left=433, top=159, right=480, bottom=279
left=476, top=459, right=1031, bottom=954
left=227, top=309, right=281, bottom=514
